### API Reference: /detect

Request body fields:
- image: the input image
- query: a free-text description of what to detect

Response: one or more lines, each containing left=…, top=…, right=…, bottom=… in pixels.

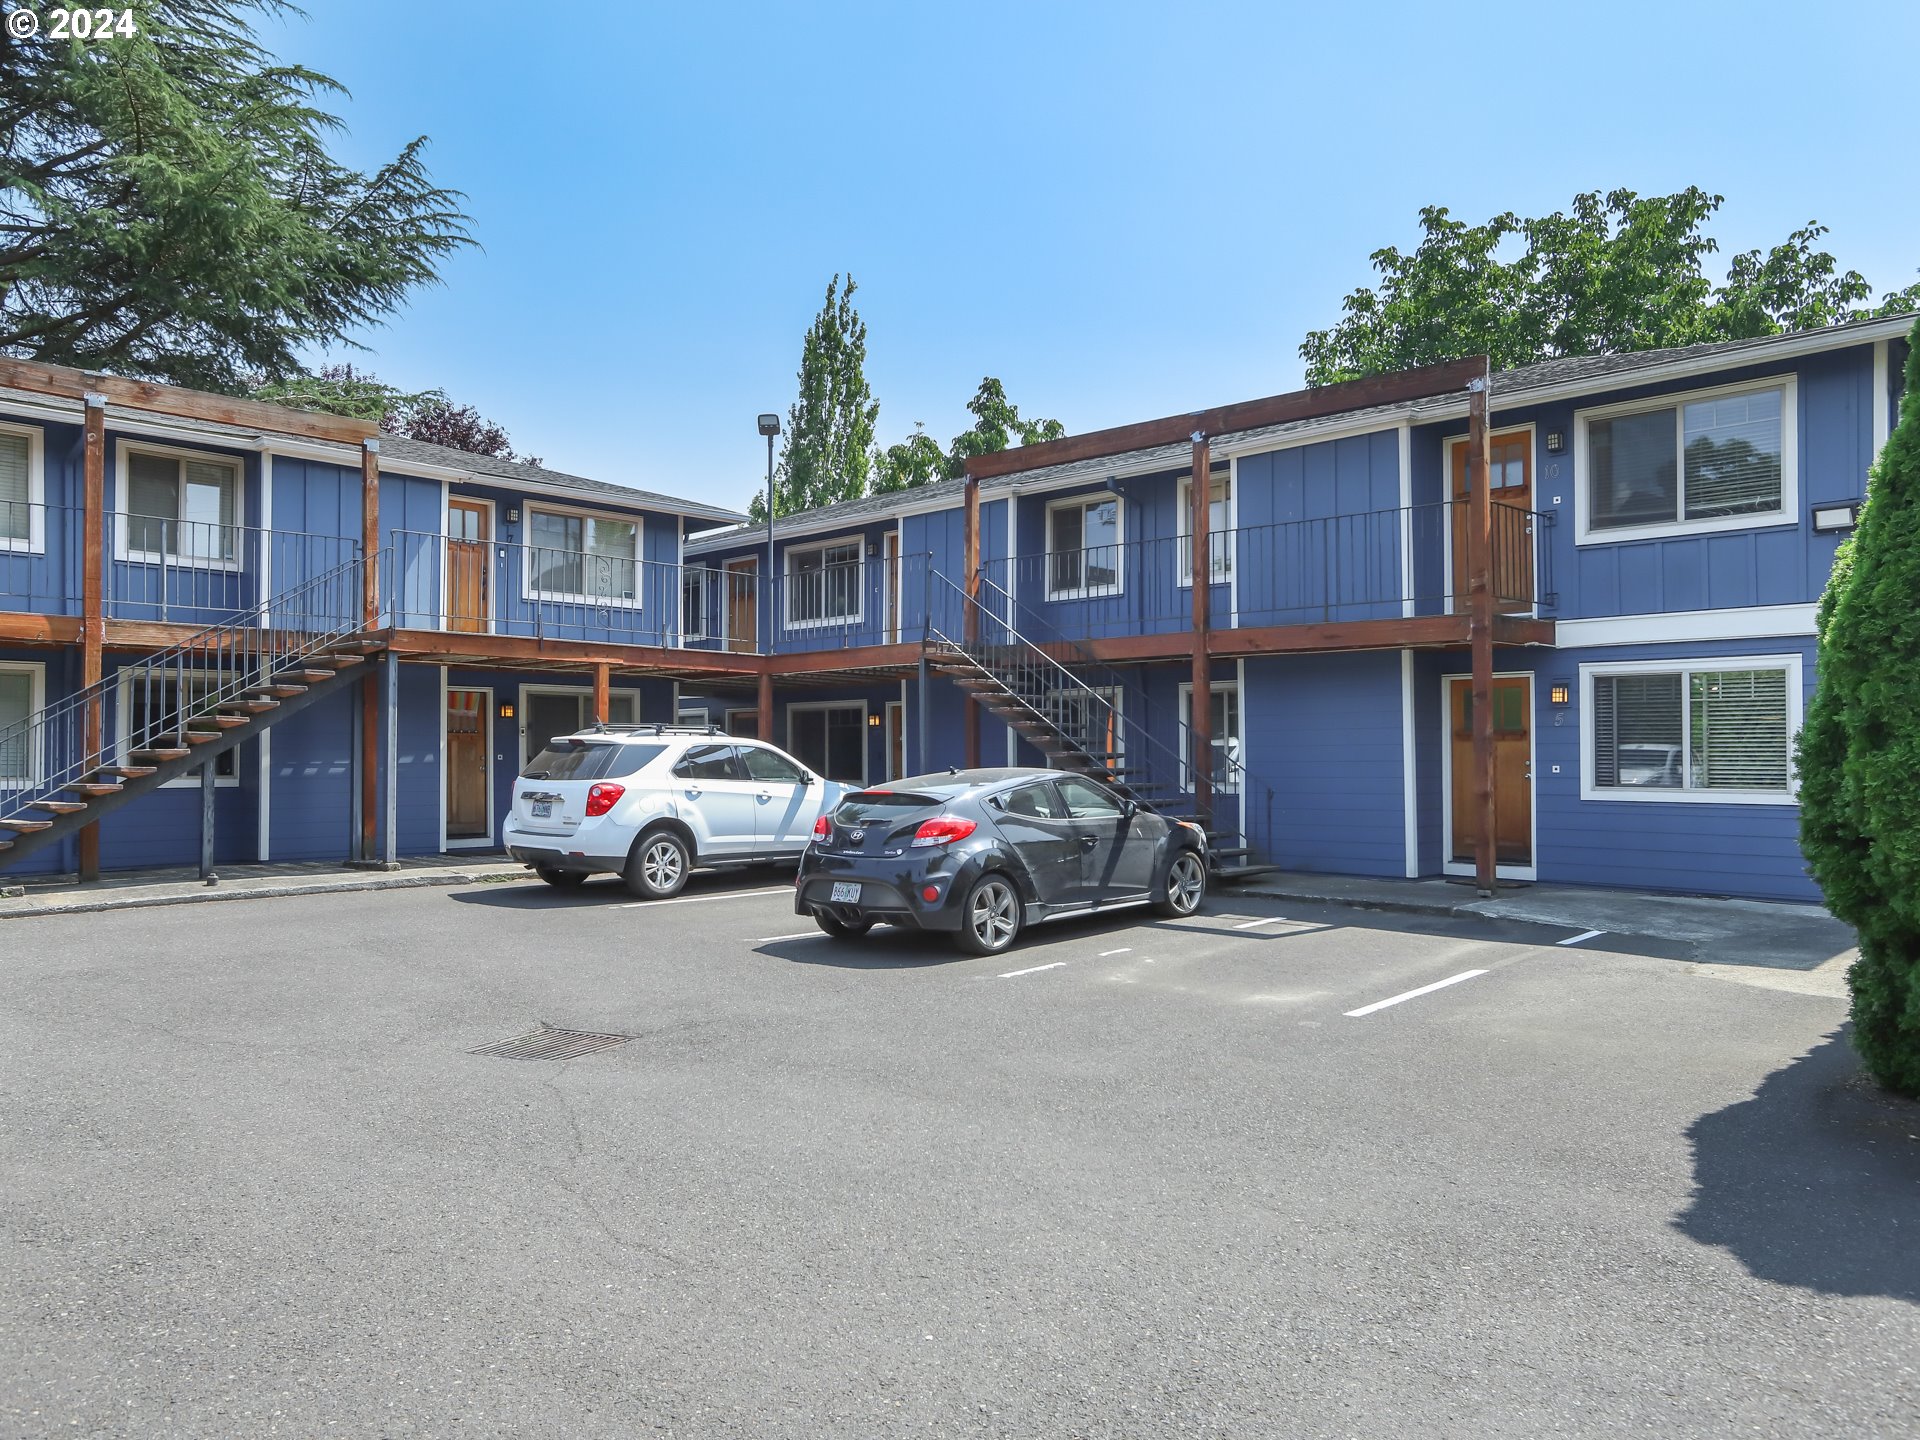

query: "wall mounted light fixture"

left=1812, top=503, right=1860, bottom=533
left=1549, top=682, right=1571, bottom=707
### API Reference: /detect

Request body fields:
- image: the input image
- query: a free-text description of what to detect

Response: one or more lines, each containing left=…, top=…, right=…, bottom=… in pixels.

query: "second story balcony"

left=981, top=500, right=1553, bottom=643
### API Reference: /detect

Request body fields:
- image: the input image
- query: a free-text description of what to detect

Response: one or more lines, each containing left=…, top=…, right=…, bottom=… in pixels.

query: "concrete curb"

left=1234, top=883, right=1476, bottom=921
left=0, top=868, right=525, bottom=920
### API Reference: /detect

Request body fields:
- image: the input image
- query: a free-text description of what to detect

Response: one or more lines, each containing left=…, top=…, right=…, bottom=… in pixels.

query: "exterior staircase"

left=926, top=572, right=1278, bottom=883
left=0, top=555, right=377, bottom=872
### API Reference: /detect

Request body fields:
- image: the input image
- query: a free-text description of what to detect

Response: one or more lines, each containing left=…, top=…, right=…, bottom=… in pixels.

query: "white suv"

left=502, top=726, right=852, bottom=899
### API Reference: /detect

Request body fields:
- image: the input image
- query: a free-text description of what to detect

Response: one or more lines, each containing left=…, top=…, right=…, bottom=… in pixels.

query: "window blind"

left=0, top=433, right=28, bottom=542
left=0, top=670, right=30, bottom=781
left=1592, top=673, right=1683, bottom=787
left=1683, top=390, right=1783, bottom=519
left=1690, top=669, right=1790, bottom=790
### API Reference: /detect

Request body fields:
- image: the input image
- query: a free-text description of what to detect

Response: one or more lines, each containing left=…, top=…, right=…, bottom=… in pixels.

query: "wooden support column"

left=1189, top=432, right=1213, bottom=826
left=1467, top=366, right=1497, bottom=895
left=961, top=473, right=981, bottom=769
left=592, top=662, right=610, bottom=725
left=358, top=439, right=379, bottom=861
left=78, top=393, right=106, bottom=882
left=757, top=668, right=774, bottom=744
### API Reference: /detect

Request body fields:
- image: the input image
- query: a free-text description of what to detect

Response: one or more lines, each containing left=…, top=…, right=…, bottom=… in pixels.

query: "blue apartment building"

left=0, top=314, right=1909, bottom=901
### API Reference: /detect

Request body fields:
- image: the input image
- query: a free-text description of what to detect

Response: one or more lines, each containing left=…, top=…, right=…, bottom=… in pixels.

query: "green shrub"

left=1799, top=318, right=1920, bottom=1095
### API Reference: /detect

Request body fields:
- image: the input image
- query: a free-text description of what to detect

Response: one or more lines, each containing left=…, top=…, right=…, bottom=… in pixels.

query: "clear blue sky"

left=261, top=0, right=1919, bottom=515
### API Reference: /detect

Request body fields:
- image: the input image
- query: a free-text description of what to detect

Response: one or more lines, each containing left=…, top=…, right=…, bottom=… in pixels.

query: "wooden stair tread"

left=198, top=715, right=249, bottom=729
left=131, top=748, right=191, bottom=761
left=220, top=699, right=278, bottom=713
left=274, top=668, right=335, bottom=684
left=99, top=766, right=156, bottom=779
left=0, top=818, right=52, bottom=833
left=64, top=783, right=123, bottom=798
left=30, top=800, right=88, bottom=815
left=253, top=685, right=306, bottom=698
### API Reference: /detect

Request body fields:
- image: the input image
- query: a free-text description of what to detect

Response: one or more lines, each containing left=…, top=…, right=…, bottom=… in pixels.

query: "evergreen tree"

left=1798, top=319, right=1920, bottom=1095
left=757, top=274, right=878, bottom=519
left=0, top=1, right=472, bottom=391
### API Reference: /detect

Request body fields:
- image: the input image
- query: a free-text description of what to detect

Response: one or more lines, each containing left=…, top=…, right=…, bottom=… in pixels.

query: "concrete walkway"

left=0, top=853, right=529, bottom=920
left=1237, top=870, right=1856, bottom=974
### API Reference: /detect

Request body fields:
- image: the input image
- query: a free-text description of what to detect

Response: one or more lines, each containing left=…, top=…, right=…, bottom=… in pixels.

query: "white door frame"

left=1438, top=669, right=1538, bottom=883
left=516, top=682, right=637, bottom=769
left=442, top=681, right=495, bottom=850
left=885, top=699, right=905, bottom=780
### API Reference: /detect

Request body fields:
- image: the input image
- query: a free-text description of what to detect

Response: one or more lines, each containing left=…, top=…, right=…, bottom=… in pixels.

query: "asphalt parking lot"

left=2, top=872, right=1915, bottom=1438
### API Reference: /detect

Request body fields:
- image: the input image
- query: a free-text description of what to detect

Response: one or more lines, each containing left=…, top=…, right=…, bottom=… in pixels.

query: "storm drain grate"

left=470, top=1024, right=634, bottom=1062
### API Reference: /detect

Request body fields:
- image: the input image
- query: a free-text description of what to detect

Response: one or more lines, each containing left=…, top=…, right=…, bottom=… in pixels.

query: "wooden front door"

left=725, top=558, right=758, bottom=652
left=1449, top=431, right=1534, bottom=613
left=447, top=499, right=491, bottom=632
left=1449, top=676, right=1532, bottom=866
left=886, top=701, right=905, bottom=780
left=446, top=689, right=491, bottom=841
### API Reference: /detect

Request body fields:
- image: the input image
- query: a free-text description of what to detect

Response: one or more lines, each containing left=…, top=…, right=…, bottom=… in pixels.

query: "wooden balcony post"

left=962, top=473, right=981, bottom=769
left=359, top=438, right=379, bottom=861
left=593, top=662, right=610, bottom=725
left=78, top=392, right=106, bottom=882
left=1189, top=432, right=1213, bottom=826
left=1467, top=366, right=1497, bottom=895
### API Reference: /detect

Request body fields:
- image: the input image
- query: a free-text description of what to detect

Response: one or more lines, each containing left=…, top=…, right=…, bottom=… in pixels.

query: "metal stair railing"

left=926, top=571, right=1271, bottom=866
left=968, top=573, right=1276, bottom=851
left=0, top=552, right=372, bottom=836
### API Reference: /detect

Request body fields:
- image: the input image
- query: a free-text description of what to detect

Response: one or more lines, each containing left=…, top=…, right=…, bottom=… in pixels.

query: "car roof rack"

left=583, top=722, right=723, bottom=737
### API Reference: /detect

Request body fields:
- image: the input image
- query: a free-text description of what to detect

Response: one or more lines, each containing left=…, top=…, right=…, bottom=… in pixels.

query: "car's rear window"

left=524, top=741, right=666, bottom=781
left=834, top=790, right=945, bottom=823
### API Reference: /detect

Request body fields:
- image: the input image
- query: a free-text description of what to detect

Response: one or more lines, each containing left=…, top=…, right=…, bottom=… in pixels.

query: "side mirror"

left=801, top=772, right=816, bottom=786
left=1120, top=799, right=1139, bottom=818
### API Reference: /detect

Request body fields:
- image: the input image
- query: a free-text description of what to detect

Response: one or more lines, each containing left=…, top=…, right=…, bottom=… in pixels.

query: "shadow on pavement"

left=445, top=866, right=795, bottom=911
left=1673, top=1027, right=1920, bottom=1303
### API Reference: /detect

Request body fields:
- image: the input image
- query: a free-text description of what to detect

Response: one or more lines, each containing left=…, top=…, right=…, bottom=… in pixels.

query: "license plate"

left=532, top=800, right=552, bottom=818
left=830, top=882, right=861, bottom=904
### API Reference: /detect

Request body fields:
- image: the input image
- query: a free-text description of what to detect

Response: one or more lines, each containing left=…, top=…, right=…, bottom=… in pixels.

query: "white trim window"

left=525, top=505, right=642, bottom=606
left=785, top=539, right=862, bottom=628
left=1177, top=680, right=1242, bottom=795
left=1046, top=494, right=1123, bottom=599
left=680, top=566, right=712, bottom=641
left=518, top=684, right=640, bottom=768
left=0, top=661, right=44, bottom=787
left=1574, top=377, right=1797, bottom=544
left=120, top=445, right=242, bottom=567
left=117, top=670, right=239, bottom=786
left=1176, top=472, right=1232, bottom=587
left=0, top=423, right=45, bottom=553
left=1581, top=655, right=1802, bottom=804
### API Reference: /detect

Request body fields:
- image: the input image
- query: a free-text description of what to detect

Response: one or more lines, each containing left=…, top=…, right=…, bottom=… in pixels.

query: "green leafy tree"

left=1798, top=320, right=1920, bottom=1095
left=871, top=378, right=1066, bottom=493
left=756, top=274, right=878, bottom=520
left=253, top=363, right=540, bottom=465
left=0, top=0, right=471, bottom=391
left=1302, top=188, right=1920, bottom=384
left=871, top=422, right=946, bottom=493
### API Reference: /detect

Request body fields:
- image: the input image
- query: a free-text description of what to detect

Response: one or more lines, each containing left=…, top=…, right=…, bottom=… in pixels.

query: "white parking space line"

left=999, top=961, right=1066, bottom=979
left=1231, top=916, right=1287, bottom=930
left=1556, top=929, right=1606, bottom=947
left=1344, top=969, right=1489, bottom=1018
left=752, top=931, right=820, bottom=944
left=1099, top=947, right=1133, bottom=957
left=616, top=887, right=794, bottom=909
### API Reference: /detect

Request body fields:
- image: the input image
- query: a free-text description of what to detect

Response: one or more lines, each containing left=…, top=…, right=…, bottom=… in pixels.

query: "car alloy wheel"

left=625, top=830, right=690, bottom=900
left=958, top=874, right=1021, bottom=955
left=1154, top=850, right=1208, bottom=917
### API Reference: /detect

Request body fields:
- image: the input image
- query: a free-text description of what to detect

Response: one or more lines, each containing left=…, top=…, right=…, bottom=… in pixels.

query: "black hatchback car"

left=793, top=767, right=1209, bottom=955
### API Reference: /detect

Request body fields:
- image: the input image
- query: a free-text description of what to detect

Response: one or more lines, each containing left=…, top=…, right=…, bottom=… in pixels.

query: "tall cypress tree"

left=761, top=274, right=878, bottom=518
left=1798, top=318, right=1920, bottom=1095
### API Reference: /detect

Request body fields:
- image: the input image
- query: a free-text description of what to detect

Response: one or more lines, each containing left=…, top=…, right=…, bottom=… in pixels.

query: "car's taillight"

left=909, top=815, right=976, bottom=848
left=584, top=783, right=624, bottom=817
left=812, top=814, right=832, bottom=844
